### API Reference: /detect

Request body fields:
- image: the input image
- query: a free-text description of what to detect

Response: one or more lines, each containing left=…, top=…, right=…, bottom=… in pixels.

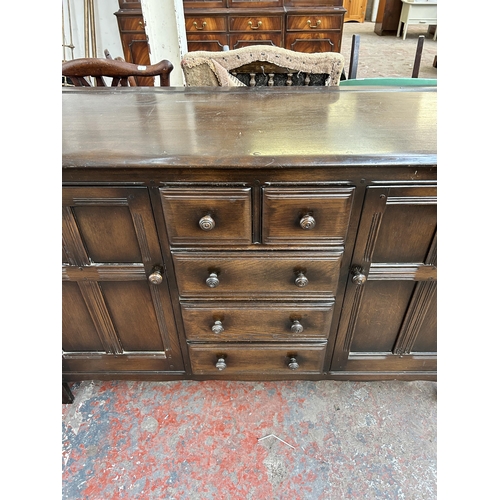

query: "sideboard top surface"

left=62, top=87, right=437, bottom=169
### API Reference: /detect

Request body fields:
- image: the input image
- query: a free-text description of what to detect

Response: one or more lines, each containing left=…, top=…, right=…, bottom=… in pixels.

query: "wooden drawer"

left=117, top=15, right=146, bottom=33
left=185, top=16, right=227, bottom=33
left=187, top=35, right=229, bottom=52
left=189, top=343, right=327, bottom=375
left=181, top=301, right=334, bottom=341
left=231, top=33, right=283, bottom=49
left=262, top=186, right=354, bottom=245
left=160, top=187, right=252, bottom=246
left=285, top=33, right=339, bottom=52
left=172, top=250, right=343, bottom=298
left=286, top=15, right=342, bottom=31
left=229, top=16, right=282, bottom=32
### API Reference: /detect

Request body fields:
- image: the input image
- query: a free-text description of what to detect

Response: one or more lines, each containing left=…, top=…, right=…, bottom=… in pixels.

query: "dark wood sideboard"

left=115, top=0, right=347, bottom=58
left=62, top=86, right=437, bottom=402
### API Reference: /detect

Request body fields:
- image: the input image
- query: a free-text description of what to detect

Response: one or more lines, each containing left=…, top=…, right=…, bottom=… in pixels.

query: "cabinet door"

left=62, top=187, right=183, bottom=374
left=330, top=185, right=437, bottom=377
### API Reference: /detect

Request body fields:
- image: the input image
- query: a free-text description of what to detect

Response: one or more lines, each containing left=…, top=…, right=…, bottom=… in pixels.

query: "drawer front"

left=187, top=35, right=229, bottom=52
left=117, top=16, right=146, bottom=33
left=262, top=186, right=354, bottom=245
left=406, top=5, right=437, bottom=21
left=230, top=16, right=282, bottom=32
left=160, top=187, right=252, bottom=246
left=286, top=15, right=342, bottom=31
left=230, top=33, right=282, bottom=49
left=285, top=33, right=339, bottom=52
left=189, top=343, right=327, bottom=375
left=185, top=16, right=227, bottom=33
left=173, top=251, right=343, bottom=298
left=182, top=302, right=334, bottom=341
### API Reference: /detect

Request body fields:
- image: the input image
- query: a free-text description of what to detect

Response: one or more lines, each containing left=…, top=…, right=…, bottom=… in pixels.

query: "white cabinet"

left=396, top=0, right=437, bottom=40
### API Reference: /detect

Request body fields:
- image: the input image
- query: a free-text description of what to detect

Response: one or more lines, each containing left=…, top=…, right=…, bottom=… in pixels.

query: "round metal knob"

left=212, top=320, right=224, bottom=335
left=351, top=266, right=367, bottom=286
left=206, top=272, right=219, bottom=288
left=148, top=268, right=163, bottom=285
left=295, top=272, right=308, bottom=287
left=199, top=215, right=215, bottom=231
left=300, top=215, right=316, bottom=230
left=291, top=320, right=304, bottom=334
left=215, top=357, right=226, bottom=370
left=288, top=357, right=299, bottom=370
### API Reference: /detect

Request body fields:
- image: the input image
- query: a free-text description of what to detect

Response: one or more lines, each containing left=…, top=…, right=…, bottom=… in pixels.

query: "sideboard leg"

left=62, top=382, right=74, bottom=404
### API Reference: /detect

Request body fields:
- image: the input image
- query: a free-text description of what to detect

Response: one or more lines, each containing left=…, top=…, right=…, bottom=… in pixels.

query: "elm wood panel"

left=62, top=281, right=103, bottom=352
left=185, top=15, right=228, bottom=32
left=330, top=184, right=437, bottom=372
left=172, top=250, right=343, bottom=298
left=62, top=353, right=173, bottom=373
left=286, top=14, right=343, bottom=30
left=340, top=354, right=436, bottom=372
left=231, top=33, right=282, bottom=48
left=181, top=301, right=334, bottom=341
left=62, top=88, right=437, bottom=169
left=189, top=342, right=327, bottom=374
left=262, top=186, right=354, bottom=245
left=187, top=35, right=229, bottom=51
left=230, top=16, right=282, bottom=31
left=159, top=187, right=252, bottom=245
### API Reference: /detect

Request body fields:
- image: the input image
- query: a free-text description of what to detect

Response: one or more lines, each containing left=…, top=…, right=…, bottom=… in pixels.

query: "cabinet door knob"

left=300, top=214, right=316, bottom=230
left=148, top=267, right=163, bottom=285
left=351, top=266, right=367, bottom=285
left=206, top=272, right=220, bottom=288
left=215, top=357, right=227, bottom=370
left=291, top=320, right=304, bottom=334
left=295, top=272, right=308, bottom=287
left=199, top=214, right=215, bottom=231
left=212, top=320, right=224, bottom=334
left=288, top=356, right=299, bottom=370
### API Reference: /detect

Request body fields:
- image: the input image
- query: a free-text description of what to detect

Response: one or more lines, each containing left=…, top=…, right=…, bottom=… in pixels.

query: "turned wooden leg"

left=62, top=382, right=74, bottom=404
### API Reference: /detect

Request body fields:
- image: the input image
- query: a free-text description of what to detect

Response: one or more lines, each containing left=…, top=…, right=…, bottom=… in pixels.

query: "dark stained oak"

left=62, top=86, right=436, bottom=402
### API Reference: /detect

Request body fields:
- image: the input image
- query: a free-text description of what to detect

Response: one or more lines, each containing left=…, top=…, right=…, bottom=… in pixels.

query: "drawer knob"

left=288, top=357, right=299, bottom=370
left=351, top=266, right=367, bottom=285
left=199, top=214, right=215, bottom=231
left=193, top=21, right=207, bottom=30
left=212, top=320, right=224, bottom=335
left=206, top=272, right=220, bottom=288
left=215, top=357, right=227, bottom=370
left=291, top=320, right=304, bottom=334
left=300, top=214, right=316, bottom=230
left=248, top=20, right=262, bottom=30
left=295, top=272, right=308, bottom=287
left=148, top=267, right=163, bottom=285
left=307, top=19, right=321, bottom=29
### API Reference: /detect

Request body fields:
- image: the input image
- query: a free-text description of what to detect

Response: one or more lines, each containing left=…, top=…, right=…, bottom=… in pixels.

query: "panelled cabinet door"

left=62, top=187, right=184, bottom=374
left=330, top=185, right=437, bottom=376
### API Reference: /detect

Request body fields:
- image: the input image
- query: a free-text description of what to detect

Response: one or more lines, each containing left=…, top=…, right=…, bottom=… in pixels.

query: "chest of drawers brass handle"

left=307, top=19, right=321, bottom=29
left=216, top=356, right=227, bottom=370
left=212, top=320, right=224, bottom=334
left=300, top=214, right=316, bottom=230
left=193, top=21, right=207, bottom=30
left=295, top=272, right=308, bottom=287
left=248, top=20, right=262, bottom=30
left=206, top=272, right=220, bottom=288
left=199, top=214, right=215, bottom=231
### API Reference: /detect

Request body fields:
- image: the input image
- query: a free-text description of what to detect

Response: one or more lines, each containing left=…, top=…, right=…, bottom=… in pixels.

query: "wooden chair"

left=181, top=45, right=344, bottom=87
left=62, top=57, right=173, bottom=87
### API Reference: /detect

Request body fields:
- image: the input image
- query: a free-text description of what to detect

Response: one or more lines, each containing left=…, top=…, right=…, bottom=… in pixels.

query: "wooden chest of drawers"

left=116, top=0, right=347, bottom=57
left=62, top=86, right=437, bottom=397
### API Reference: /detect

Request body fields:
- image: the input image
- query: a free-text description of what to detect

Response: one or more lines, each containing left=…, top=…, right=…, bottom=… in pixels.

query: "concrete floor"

left=62, top=380, right=437, bottom=499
